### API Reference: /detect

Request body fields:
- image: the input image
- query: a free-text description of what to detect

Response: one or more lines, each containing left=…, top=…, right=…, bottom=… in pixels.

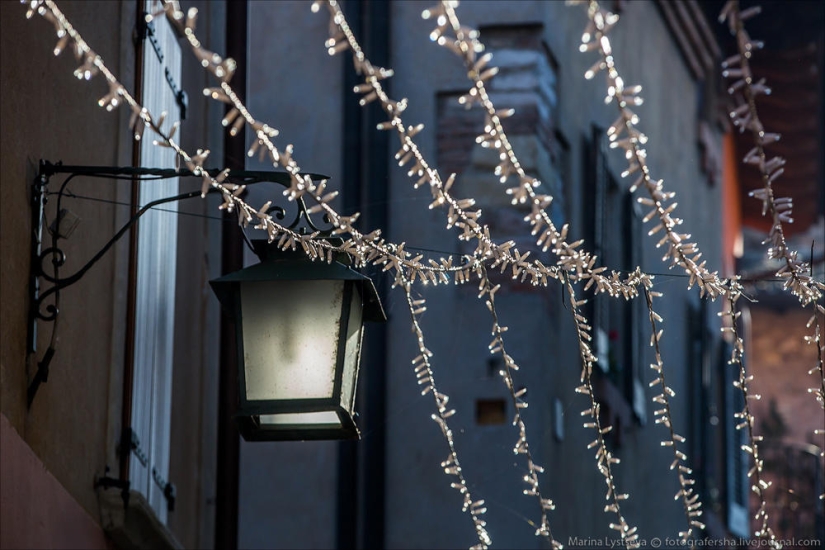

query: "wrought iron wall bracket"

left=95, top=466, right=131, bottom=510
left=27, top=160, right=330, bottom=407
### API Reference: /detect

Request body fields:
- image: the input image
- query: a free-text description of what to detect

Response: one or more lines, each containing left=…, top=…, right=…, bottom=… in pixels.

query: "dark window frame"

left=583, top=126, right=646, bottom=440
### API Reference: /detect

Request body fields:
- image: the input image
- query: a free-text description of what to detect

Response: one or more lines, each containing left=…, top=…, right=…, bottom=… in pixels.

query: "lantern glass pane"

left=240, top=280, right=344, bottom=401
left=259, top=411, right=341, bottom=427
left=340, top=287, right=363, bottom=412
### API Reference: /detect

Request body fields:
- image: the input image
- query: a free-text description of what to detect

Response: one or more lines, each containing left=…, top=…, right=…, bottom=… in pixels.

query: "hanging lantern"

left=210, top=241, right=385, bottom=441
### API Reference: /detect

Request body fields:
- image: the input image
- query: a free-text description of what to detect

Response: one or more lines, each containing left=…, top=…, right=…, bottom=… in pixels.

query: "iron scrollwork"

left=218, top=169, right=335, bottom=235
left=28, top=160, right=331, bottom=406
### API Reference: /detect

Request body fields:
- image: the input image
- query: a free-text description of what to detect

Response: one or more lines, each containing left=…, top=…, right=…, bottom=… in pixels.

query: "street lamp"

left=25, top=162, right=384, bottom=441
left=210, top=240, right=386, bottom=441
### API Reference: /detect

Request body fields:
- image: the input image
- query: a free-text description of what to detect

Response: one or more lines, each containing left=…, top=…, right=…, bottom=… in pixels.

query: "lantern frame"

left=210, top=241, right=385, bottom=441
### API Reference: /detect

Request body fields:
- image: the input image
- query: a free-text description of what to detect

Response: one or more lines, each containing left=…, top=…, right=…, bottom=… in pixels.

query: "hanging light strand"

left=642, top=284, right=705, bottom=540
left=717, top=0, right=822, bottom=305
left=718, top=1, right=825, bottom=446
left=573, top=0, right=735, bottom=300
left=398, top=272, right=493, bottom=550
left=429, top=1, right=641, bottom=300
left=806, top=309, right=825, bottom=502
left=719, top=282, right=780, bottom=548
left=153, top=0, right=473, bottom=285
left=477, top=266, right=561, bottom=548
left=805, top=309, right=825, bottom=412
left=562, top=273, right=640, bottom=547
left=318, top=0, right=654, bottom=296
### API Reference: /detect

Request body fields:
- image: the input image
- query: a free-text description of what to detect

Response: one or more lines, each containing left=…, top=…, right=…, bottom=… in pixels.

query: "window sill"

left=98, top=487, right=182, bottom=550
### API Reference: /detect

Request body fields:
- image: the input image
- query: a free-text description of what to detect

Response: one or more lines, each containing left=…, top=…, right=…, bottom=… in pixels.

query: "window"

left=686, top=298, right=711, bottom=504
left=584, top=126, right=645, bottom=442
left=475, top=399, right=507, bottom=426
left=435, top=22, right=564, bottom=284
left=723, top=315, right=750, bottom=537
left=127, top=2, right=183, bottom=522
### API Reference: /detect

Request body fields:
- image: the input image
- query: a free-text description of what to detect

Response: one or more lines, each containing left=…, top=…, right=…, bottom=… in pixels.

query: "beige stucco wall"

left=0, top=414, right=112, bottom=549
left=167, top=2, right=226, bottom=548
left=1, top=0, right=132, bottom=520
left=1, top=1, right=222, bottom=546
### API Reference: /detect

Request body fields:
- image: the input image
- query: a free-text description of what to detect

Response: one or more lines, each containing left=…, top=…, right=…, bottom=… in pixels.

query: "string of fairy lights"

left=718, top=0, right=825, bottom=407
left=399, top=272, right=493, bottom=549
left=478, top=266, right=561, bottom=548
left=572, top=0, right=823, bottom=306
left=719, top=280, right=778, bottom=543
left=572, top=1, right=822, bottom=545
left=642, top=285, right=705, bottom=539
left=717, top=3, right=825, bottom=498
left=563, top=272, right=640, bottom=546
left=21, top=0, right=824, bottom=547
left=719, top=0, right=825, bottom=531
left=719, top=0, right=810, bottom=299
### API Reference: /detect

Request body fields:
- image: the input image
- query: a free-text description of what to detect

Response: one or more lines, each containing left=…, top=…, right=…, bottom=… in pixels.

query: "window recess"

left=126, top=3, right=183, bottom=522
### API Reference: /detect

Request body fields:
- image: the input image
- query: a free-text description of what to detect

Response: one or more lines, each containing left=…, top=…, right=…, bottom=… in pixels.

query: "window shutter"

left=129, top=2, right=183, bottom=523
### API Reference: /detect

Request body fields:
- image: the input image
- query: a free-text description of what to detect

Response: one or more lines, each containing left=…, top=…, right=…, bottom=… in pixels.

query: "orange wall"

left=721, top=131, right=742, bottom=278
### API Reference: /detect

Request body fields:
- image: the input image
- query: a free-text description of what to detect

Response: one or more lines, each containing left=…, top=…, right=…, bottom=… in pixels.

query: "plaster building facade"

left=238, top=1, right=748, bottom=548
left=1, top=1, right=228, bottom=548
left=4, top=1, right=819, bottom=549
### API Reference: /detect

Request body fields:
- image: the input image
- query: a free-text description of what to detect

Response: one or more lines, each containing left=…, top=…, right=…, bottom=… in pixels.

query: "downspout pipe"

left=215, top=1, right=247, bottom=548
left=337, top=0, right=390, bottom=548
